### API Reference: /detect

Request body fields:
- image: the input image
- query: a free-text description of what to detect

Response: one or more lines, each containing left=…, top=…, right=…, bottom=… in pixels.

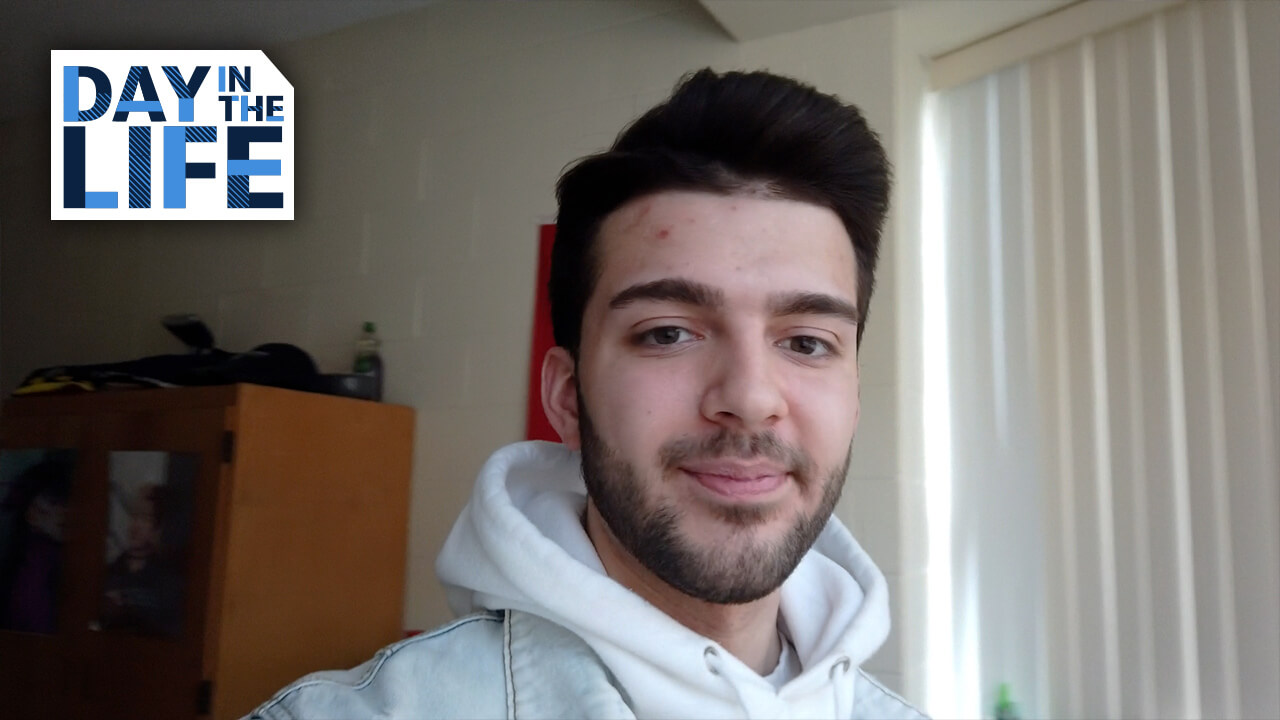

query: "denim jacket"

left=247, top=609, right=926, bottom=720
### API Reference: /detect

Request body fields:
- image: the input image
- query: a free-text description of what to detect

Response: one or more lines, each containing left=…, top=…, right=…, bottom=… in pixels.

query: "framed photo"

left=96, top=451, right=197, bottom=638
left=0, top=449, right=77, bottom=634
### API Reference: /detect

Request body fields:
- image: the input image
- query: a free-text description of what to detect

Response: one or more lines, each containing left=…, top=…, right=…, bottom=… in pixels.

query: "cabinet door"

left=0, top=412, right=84, bottom=720
left=67, top=407, right=227, bottom=720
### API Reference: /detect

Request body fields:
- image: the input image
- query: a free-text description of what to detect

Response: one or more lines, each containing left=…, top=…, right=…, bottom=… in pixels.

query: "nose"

left=699, top=336, right=788, bottom=431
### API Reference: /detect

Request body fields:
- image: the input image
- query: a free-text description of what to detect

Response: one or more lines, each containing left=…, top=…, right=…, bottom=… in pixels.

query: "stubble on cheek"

left=577, top=375, right=856, bottom=604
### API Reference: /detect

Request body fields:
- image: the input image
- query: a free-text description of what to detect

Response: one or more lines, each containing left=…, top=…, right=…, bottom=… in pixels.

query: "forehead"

left=591, top=190, right=858, bottom=305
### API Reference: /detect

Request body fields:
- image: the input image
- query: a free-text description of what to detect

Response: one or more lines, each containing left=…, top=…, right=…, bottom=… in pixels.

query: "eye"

left=637, top=326, right=696, bottom=346
left=782, top=335, right=835, bottom=357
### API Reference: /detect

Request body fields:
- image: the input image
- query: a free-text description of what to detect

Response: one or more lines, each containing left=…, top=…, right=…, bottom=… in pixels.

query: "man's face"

left=573, top=190, right=862, bottom=604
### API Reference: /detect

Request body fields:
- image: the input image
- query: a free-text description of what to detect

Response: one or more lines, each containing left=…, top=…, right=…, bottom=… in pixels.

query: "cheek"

left=583, top=359, right=697, bottom=448
left=788, top=372, right=860, bottom=454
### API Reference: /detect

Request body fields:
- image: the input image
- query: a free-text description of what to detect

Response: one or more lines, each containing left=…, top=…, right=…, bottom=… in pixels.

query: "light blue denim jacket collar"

left=249, top=609, right=927, bottom=719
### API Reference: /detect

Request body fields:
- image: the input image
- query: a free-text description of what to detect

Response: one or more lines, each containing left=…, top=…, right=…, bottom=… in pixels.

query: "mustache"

left=658, top=429, right=815, bottom=479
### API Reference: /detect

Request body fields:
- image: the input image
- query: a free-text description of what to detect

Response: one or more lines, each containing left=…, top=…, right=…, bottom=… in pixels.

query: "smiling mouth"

left=680, top=466, right=790, bottom=500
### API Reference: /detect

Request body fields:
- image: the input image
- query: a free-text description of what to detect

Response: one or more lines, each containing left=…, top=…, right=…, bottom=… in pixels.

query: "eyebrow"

left=609, top=278, right=724, bottom=310
left=768, top=292, right=861, bottom=326
left=608, top=278, right=860, bottom=326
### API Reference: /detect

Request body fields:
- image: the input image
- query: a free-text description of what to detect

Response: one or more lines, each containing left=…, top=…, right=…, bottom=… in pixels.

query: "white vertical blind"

left=927, top=2, right=1280, bottom=718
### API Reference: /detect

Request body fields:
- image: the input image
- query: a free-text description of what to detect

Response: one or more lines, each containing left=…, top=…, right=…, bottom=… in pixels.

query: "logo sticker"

left=51, top=50, right=294, bottom=220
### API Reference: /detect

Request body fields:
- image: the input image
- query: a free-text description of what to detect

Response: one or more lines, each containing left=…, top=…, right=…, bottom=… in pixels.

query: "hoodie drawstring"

left=829, top=656, right=853, bottom=717
left=703, top=646, right=761, bottom=720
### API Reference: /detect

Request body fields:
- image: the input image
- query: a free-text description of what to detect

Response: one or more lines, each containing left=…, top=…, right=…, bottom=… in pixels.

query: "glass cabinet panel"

left=0, top=449, right=78, bottom=635
left=96, top=452, right=197, bottom=638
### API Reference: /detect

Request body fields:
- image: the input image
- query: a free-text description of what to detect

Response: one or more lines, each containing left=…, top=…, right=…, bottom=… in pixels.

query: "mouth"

left=678, top=461, right=791, bottom=500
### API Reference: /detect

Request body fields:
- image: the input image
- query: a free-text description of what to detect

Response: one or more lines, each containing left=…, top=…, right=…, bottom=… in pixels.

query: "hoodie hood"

left=436, top=441, right=892, bottom=719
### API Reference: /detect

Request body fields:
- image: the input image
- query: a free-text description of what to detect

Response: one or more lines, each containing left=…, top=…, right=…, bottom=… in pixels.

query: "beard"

left=578, top=394, right=850, bottom=605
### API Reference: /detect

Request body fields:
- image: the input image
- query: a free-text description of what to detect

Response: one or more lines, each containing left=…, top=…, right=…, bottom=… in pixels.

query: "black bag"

left=13, top=315, right=320, bottom=396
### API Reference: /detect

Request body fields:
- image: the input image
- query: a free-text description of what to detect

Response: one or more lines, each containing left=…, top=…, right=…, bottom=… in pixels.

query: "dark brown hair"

left=551, top=68, right=892, bottom=357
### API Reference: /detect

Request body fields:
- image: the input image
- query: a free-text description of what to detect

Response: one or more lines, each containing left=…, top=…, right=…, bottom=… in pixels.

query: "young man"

left=251, top=69, right=923, bottom=719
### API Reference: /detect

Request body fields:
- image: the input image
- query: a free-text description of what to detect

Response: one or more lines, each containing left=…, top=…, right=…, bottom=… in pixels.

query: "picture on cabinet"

left=96, top=451, right=197, bottom=638
left=0, top=449, right=77, bottom=635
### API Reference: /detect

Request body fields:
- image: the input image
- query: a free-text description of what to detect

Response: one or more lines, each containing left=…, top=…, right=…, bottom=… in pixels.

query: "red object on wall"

left=525, top=224, right=559, bottom=442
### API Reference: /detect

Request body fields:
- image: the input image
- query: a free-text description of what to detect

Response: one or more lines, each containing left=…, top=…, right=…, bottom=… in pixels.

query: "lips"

left=679, top=460, right=790, bottom=499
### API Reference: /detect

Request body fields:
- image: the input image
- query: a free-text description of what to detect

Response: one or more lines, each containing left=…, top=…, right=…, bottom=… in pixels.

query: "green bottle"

left=353, top=321, right=383, bottom=401
left=994, top=683, right=1019, bottom=720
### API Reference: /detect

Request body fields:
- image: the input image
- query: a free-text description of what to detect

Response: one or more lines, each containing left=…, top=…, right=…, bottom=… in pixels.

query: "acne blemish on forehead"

left=656, top=228, right=670, bottom=239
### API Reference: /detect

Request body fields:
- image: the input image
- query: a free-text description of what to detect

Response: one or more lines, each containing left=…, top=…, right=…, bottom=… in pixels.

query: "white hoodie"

left=435, top=441, right=902, bottom=720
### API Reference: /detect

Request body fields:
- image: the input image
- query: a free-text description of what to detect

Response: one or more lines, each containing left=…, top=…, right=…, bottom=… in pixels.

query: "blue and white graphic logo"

left=51, top=50, right=294, bottom=220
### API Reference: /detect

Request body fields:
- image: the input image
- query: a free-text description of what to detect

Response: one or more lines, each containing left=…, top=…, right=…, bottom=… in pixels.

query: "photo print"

left=97, top=451, right=197, bottom=638
left=0, top=449, right=77, bottom=634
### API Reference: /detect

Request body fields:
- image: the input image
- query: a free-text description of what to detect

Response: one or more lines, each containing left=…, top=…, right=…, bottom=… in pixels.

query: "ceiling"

left=698, top=0, right=1076, bottom=55
left=2, top=0, right=1072, bottom=123
left=0, top=0, right=438, bottom=122
left=699, top=0, right=921, bottom=41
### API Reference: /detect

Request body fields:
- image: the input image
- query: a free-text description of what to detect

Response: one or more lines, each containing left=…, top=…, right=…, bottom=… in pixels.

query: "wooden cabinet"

left=0, top=384, right=414, bottom=719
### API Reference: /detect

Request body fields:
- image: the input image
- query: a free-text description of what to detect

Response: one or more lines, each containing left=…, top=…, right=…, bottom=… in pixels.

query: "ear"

left=540, top=346, right=581, bottom=449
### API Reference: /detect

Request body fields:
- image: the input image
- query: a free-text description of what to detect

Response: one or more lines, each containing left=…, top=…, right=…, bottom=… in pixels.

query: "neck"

left=584, top=501, right=782, bottom=675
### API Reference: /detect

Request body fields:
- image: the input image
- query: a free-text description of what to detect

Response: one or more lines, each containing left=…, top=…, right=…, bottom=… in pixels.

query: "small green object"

left=354, top=321, right=382, bottom=374
left=994, top=682, right=1018, bottom=720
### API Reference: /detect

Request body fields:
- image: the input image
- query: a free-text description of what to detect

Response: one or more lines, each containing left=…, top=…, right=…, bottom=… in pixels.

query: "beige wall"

left=0, top=0, right=917, bottom=693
